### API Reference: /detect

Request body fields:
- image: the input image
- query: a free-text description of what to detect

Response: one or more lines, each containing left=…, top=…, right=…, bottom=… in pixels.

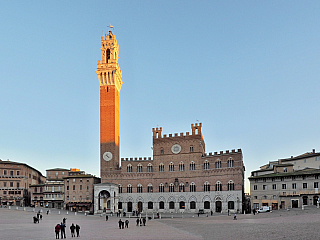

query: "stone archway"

left=98, top=190, right=111, bottom=211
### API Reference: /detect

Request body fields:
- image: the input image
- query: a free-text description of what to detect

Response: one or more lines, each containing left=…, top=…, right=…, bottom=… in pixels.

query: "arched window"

left=159, top=183, right=164, bottom=192
left=228, top=180, right=234, bottom=191
left=204, top=181, right=210, bottom=192
left=118, top=184, right=122, bottom=193
left=159, top=163, right=164, bottom=172
left=137, top=164, right=143, bottom=172
left=137, top=184, right=143, bottom=193
left=215, top=160, right=221, bottom=169
left=169, top=183, right=175, bottom=192
left=215, top=181, right=222, bottom=191
left=159, top=201, right=164, bottom=209
left=190, top=161, right=196, bottom=171
left=106, top=49, right=110, bottom=61
left=204, top=160, right=210, bottom=170
left=180, top=201, right=185, bottom=209
left=147, top=163, right=153, bottom=172
left=190, top=182, right=196, bottom=192
left=169, top=201, right=175, bottom=209
left=169, top=162, right=174, bottom=172
left=179, top=162, right=185, bottom=171
left=228, top=158, right=234, bottom=168
left=147, top=183, right=153, bottom=193
left=127, top=164, right=132, bottom=173
left=204, top=201, right=210, bottom=209
left=127, top=184, right=132, bottom=193
left=179, top=183, right=185, bottom=192
left=190, top=201, right=196, bottom=209
left=148, top=201, right=153, bottom=209
left=160, top=148, right=164, bottom=155
left=228, top=201, right=234, bottom=209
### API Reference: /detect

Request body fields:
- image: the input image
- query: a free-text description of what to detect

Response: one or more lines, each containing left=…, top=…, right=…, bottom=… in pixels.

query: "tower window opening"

left=107, top=49, right=110, bottom=61
left=107, top=87, right=109, bottom=92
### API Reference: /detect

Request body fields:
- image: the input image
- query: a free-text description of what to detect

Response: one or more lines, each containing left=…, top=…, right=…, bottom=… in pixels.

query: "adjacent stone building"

left=94, top=30, right=246, bottom=215
left=0, top=160, right=45, bottom=206
left=64, top=169, right=101, bottom=212
left=249, top=150, right=320, bottom=210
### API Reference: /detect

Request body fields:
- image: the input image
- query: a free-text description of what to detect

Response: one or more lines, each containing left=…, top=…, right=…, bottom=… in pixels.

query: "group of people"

left=54, top=218, right=80, bottom=239
left=136, top=217, right=146, bottom=226
left=33, top=211, right=43, bottom=223
left=118, top=219, right=129, bottom=229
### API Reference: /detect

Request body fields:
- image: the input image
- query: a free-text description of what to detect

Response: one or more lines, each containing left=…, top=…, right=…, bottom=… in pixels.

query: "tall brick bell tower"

left=96, top=30, right=122, bottom=182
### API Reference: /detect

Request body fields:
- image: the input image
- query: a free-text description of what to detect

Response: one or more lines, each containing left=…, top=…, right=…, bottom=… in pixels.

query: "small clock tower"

left=96, top=30, right=122, bottom=181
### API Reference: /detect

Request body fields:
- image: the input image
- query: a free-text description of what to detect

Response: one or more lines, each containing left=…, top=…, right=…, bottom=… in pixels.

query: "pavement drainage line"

left=156, top=219, right=203, bottom=239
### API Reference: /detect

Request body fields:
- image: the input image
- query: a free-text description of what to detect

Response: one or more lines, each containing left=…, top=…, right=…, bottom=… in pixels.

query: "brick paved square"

left=1, top=207, right=320, bottom=240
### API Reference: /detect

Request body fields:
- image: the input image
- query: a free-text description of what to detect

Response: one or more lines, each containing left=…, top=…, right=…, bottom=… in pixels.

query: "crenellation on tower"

left=152, top=127, right=163, bottom=138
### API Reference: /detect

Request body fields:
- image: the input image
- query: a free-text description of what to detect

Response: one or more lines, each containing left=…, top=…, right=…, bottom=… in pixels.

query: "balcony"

left=0, top=175, right=26, bottom=179
left=279, top=189, right=319, bottom=197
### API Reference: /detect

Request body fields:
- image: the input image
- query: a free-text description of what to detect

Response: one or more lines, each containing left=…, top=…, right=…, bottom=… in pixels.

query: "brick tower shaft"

left=96, top=30, right=123, bottom=181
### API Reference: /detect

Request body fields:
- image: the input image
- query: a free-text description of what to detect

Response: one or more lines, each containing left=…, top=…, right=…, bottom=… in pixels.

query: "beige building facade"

left=0, top=160, right=45, bottom=206
left=249, top=150, right=320, bottom=210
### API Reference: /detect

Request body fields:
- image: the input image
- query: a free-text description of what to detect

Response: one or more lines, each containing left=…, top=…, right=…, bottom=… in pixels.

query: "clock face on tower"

left=171, top=144, right=181, bottom=154
left=103, top=151, right=113, bottom=161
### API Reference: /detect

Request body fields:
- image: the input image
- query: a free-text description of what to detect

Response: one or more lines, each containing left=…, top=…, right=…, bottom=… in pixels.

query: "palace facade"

left=93, top=30, right=245, bottom=214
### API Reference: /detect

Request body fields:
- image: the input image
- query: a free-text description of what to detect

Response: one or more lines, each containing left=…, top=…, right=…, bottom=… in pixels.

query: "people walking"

left=55, top=224, right=61, bottom=239
left=136, top=218, right=139, bottom=226
left=121, top=221, right=125, bottom=229
left=142, top=217, right=146, bottom=226
left=63, top=217, right=67, bottom=224
left=60, top=222, right=66, bottom=239
left=125, top=219, right=129, bottom=228
left=76, top=224, right=80, bottom=237
left=106, top=215, right=108, bottom=221
left=70, top=223, right=76, bottom=237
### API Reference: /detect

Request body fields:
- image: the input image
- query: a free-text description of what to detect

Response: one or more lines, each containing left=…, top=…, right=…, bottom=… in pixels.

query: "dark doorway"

left=303, top=196, right=308, bottom=205
left=272, top=203, right=278, bottom=210
left=127, top=202, right=132, bottom=212
left=138, top=201, right=143, bottom=212
left=313, top=196, right=319, bottom=205
left=292, top=200, right=298, bottom=208
left=216, top=201, right=221, bottom=212
left=281, top=201, right=285, bottom=209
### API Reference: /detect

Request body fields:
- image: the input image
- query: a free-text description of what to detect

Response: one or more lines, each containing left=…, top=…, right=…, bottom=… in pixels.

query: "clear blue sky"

left=1, top=1, right=319, bottom=192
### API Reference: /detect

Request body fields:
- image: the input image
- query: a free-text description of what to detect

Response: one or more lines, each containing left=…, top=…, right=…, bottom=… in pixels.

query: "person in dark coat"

left=118, top=219, right=122, bottom=229
left=75, top=224, right=80, bottom=237
left=55, top=224, right=61, bottom=239
left=106, top=215, right=108, bottom=221
left=63, top=217, right=67, bottom=224
left=125, top=219, right=129, bottom=228
left=142, top=217, right=146, bottom=226
left=60, top=222, right=66, bottom=239
left=121, top=221, right=124, bottom=229
left=136, top=218, right=139, bottom=226
left=70, top=223, right=76, bottom=237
